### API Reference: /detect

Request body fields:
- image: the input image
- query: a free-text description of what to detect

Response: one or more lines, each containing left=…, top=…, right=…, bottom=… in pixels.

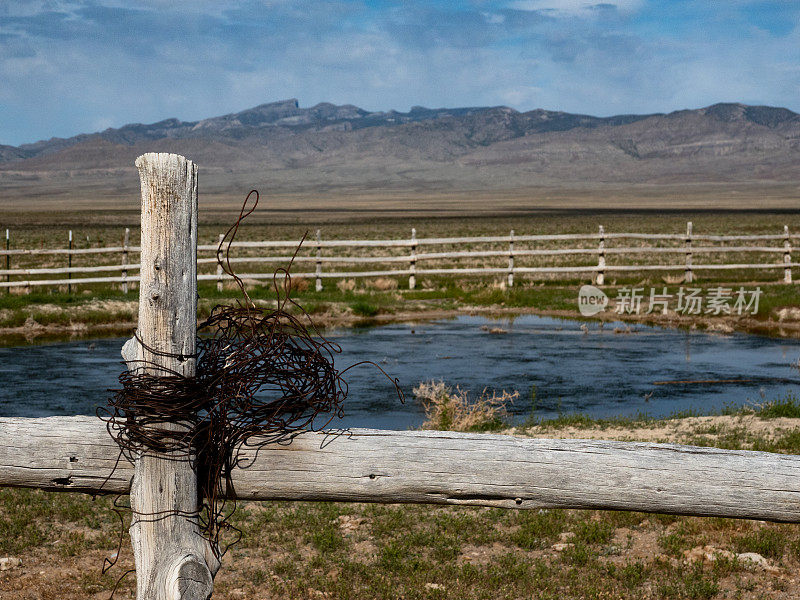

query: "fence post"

left=5, top=229, right=9, bottom=294
left=121, top=228, right=130, bottom=294
left=784, top=225, right=792, bottom=284
left=123, top=153, right=215, bottom=600
left=685, top=221, right=693, bottom=284
left=67, top=230, right=73, bottom=294
left=508, top=229, right=514, bottom=288
left=596, top=225, right=605, bottom=286
left=315, top=229, right=323, bottom=292
left=216, top=233, right=224, bottom=292
left=409, top=228, right=417, bottom=290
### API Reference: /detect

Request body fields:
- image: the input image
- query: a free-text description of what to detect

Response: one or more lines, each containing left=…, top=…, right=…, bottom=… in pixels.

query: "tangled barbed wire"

left=98, top=190, right=402, bottom=588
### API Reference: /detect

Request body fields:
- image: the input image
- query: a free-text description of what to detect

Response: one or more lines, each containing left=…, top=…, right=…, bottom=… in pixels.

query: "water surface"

left=1, top=315, right=798, bottom=430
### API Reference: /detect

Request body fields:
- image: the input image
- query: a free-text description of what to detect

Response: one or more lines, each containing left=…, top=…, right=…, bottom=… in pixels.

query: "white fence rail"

left=1, top=224, right=797, bottom=291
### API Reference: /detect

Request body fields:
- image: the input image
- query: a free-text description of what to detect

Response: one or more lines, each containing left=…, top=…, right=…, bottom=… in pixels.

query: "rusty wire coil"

left=98, top=191, right=401, bottom=586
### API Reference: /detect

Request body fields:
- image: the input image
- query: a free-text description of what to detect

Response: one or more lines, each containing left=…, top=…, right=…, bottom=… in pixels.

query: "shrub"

left=413, top=380, right=517, bottom=432
left=368, top=277, right=398, bottom=291
left=350, top=300, right=379, bottom=317
left=288, top=276, right=310, bottom=293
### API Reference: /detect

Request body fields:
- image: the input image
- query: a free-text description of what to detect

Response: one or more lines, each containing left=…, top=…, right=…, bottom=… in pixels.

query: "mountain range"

left=1, top=98, right=798, bottom=210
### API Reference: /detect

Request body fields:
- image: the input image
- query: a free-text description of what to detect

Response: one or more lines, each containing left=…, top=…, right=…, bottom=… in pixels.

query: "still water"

left=1, top=315, right=799, bottom=430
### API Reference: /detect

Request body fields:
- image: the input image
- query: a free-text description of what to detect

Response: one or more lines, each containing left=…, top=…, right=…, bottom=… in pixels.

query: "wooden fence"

left=3, top=153, right=800, bottom=600
left=0, top=224, right=797, bottom=292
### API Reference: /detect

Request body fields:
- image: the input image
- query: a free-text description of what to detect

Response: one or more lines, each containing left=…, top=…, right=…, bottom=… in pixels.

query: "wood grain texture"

left=4, top=416, right=800, bottom=523
left=130, top=152, right=215, bottom=600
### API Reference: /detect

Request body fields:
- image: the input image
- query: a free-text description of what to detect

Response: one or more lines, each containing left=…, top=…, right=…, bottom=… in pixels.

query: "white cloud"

left=508, top=0, right=644, bottom=17
left=482, top=12, right=506, bottom=24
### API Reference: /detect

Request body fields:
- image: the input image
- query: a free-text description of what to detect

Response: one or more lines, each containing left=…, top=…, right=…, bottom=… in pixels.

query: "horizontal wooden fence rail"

left=0, top=276, right=135, bottom=288
left=0, top=264, right=142, bottom=276
left=9, top=263, right=798, bottom=289
left=0, top=246, right=136, bottom=256
left=4, top=415, right=800, bottom=523
left=1, top=224, right=797, bottom=290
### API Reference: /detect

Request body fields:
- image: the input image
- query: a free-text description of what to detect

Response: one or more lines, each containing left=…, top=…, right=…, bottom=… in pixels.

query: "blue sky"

left=0, top=0, right=798, bottom=146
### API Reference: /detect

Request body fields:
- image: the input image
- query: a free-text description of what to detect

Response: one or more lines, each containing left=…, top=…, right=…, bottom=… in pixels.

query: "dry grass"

left=287, top=276, right=309, bottom=293
left=414, top=380, right=519, bottom=432
left=367, top=277, right=398, bottom=291
left=336, top=278, right=356, bottom=292
left=662, top=274, right=686, bottom=284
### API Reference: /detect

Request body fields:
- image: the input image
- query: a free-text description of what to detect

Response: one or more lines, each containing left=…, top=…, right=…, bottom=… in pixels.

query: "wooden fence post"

left=507, top=229, right=514, bottom=288
left=121, top=228, right=130, bottom=294
left=409, top=228, right=417, bottom=290
left=596, top=225, right=605, bottom=286
left=123, top=153, right=216, bottom=600
left=685, top=221, right=693, bottom=284
left=67, top=230, right=73, bottom=294
left=216, top=233, right=225, bottom=292
left=315, top=229, right=323, bottom=292
left=5, top=228, right=9, bottom=293
left=784, top=225, right=792, bottom=284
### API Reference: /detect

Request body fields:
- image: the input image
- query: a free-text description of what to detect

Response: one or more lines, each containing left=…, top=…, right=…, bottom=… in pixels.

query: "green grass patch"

left=349, top=299, right=380, bottom=317
left=756, top=393, right=800, bottom=419
left=735, top=528, right=786, bottom=560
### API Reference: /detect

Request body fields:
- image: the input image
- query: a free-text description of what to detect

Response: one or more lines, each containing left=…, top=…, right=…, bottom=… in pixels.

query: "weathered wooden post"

left=122, top=227, right=130, bottom=294
left=315, top=229, right=323, bottom=292
left=409, top=228, right=417, bottom=290
left=685, top=221, right=693, bottom=284
left=4, top=228, right=8, bottom=293
left=596, top=225, right=605, bottom=286
left=216, top=233, right=225, bottom=292
left=784, top=225, right=792, bottom=284
left=67, top=230, right=73, bottom=294
left=507, top=229, right=514, bottom=288
left=122, top=153, right=216, bottom=600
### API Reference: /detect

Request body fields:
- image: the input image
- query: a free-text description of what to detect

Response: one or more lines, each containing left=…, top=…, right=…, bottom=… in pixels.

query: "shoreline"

left=2, top=302, right=800, bottom=345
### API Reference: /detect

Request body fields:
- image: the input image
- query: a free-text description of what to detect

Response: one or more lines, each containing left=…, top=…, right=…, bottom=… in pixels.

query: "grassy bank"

left=2, top=278, right=799, bottom=345
left=3, top=399, right=800, bottom=599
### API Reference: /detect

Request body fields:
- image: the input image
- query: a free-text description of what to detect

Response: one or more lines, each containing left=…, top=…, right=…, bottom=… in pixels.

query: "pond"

left=1, top=315, right=799, bottom=430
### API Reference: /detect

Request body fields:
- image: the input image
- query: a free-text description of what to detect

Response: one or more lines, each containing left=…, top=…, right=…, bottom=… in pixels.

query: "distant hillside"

left=1, top=99, right=798, bottom=207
